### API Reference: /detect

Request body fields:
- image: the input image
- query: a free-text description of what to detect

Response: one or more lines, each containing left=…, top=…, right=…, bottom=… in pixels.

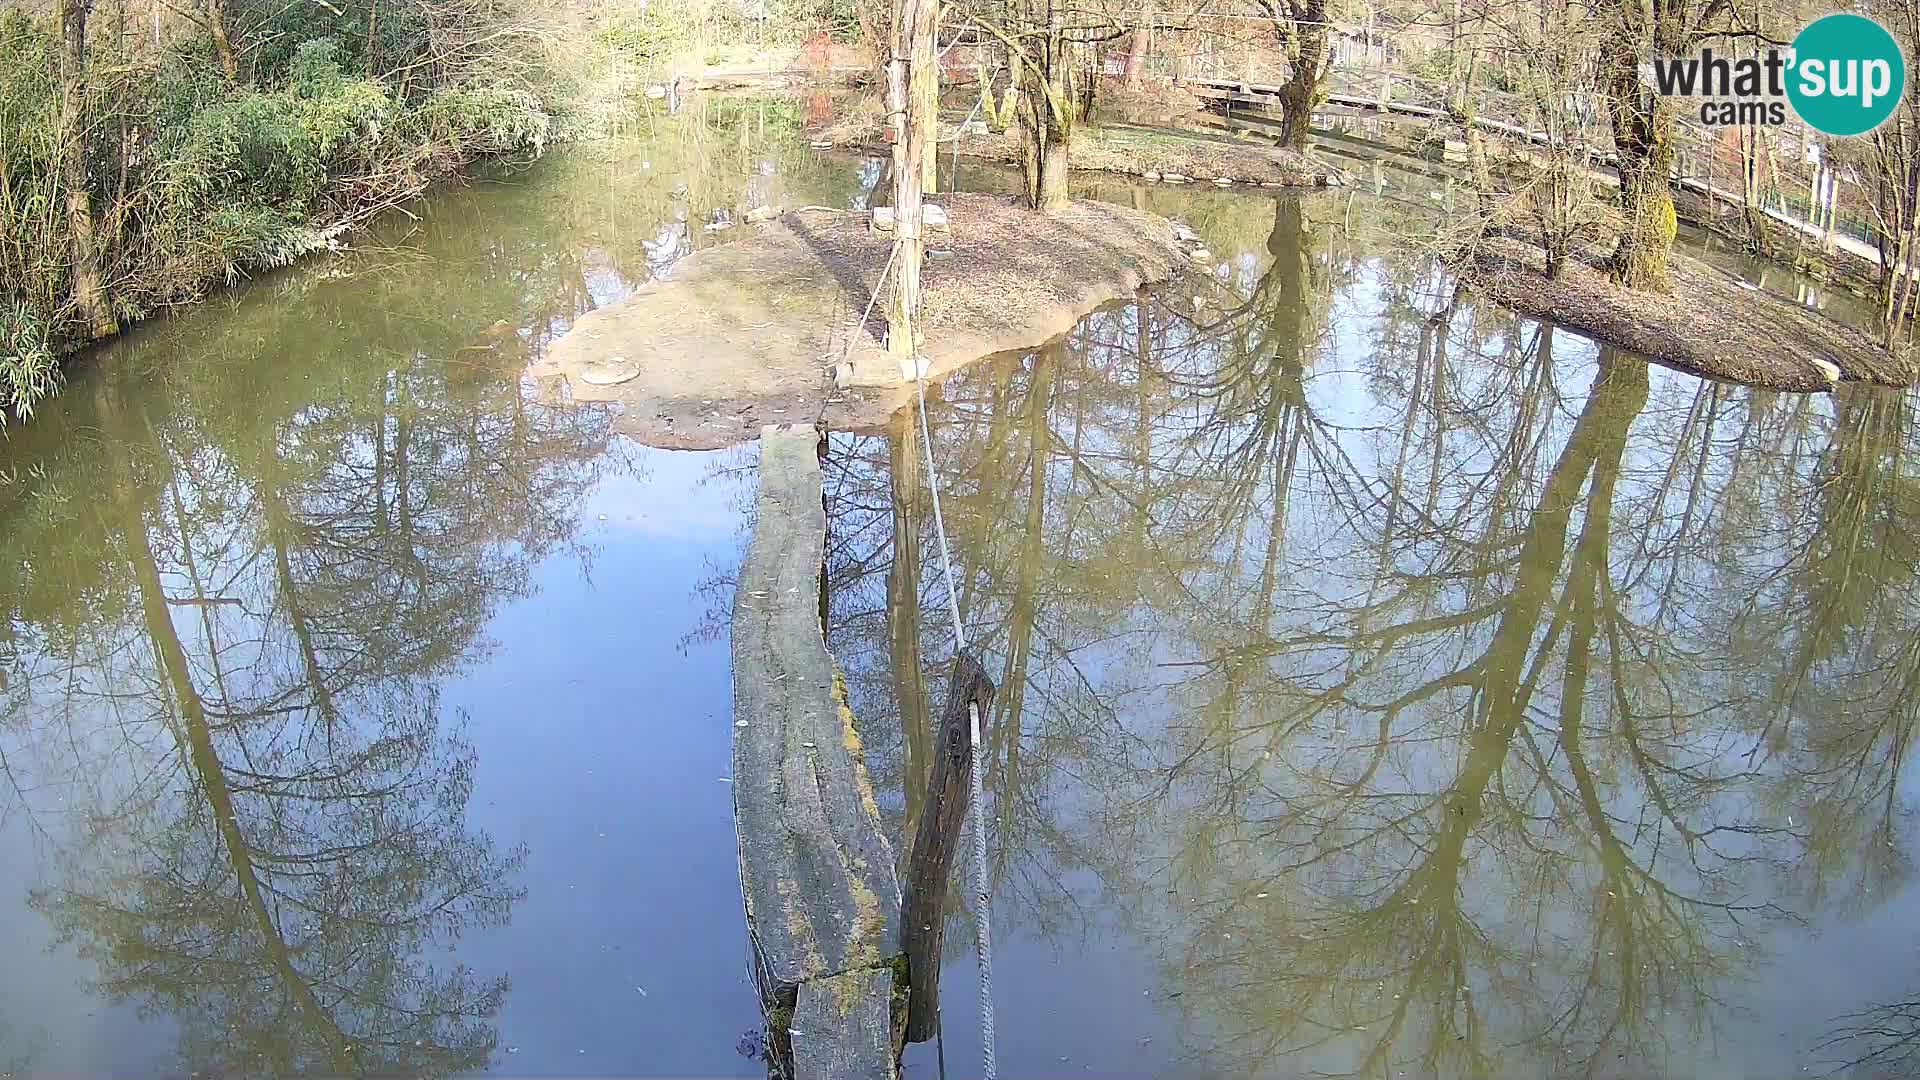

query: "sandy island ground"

left=527, top=192, right=1189, bottom=448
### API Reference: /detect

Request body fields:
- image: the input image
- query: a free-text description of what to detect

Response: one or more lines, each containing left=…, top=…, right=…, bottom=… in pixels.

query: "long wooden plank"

left=733, top=423, right=903, bottom=993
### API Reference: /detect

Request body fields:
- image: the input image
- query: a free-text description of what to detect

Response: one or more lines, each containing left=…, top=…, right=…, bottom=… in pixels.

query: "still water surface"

left=1, top=96, right=1917, bottom=1079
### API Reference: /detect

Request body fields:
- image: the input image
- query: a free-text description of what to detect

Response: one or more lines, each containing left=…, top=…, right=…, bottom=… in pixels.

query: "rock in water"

left=578, top=360, right=640, bottom=386
left=1809, top=357, right=1842, bottom=384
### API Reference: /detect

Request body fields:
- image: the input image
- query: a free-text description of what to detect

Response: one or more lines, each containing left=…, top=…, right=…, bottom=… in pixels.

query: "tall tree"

left=1597, top=0, right=1724, bottom=290
left=58, top=0, right=115, bottom=338
left=1260, top=0, right=1332, bottom=150
left=972, top=0, right=1081, bottom=209
left=208, top=0, right=239, bottom=80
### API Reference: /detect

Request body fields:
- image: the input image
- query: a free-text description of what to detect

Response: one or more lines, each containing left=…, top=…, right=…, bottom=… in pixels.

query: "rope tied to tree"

left=818, top=223, right=998, bottom=1078
left=913, top=349, right=998, bottom=1080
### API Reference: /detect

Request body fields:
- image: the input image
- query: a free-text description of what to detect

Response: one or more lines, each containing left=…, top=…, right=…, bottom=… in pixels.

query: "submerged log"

left=733, top=423, right=904, bottom=1077
left=900, top=651, right=996, bottom=1043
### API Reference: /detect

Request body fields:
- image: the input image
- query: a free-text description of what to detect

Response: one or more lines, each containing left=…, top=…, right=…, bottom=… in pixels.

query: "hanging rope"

left=914, top=365, right=997, bottom=1080
left=815, top=218, right=998, bottom=1077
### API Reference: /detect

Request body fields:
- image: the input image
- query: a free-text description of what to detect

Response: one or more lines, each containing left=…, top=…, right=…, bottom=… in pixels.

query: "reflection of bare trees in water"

left=0, top=310, right=617, bottom=1073
left=809, top=191, right=1920, bottom=1078
left=1821, top=997, right=1920, bottom=1079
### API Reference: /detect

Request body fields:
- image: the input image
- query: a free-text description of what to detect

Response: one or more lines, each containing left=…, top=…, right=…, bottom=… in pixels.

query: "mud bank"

left=530, top=192, right=1185, bottom=448
left=1462, top=238, right=1911, bottom=391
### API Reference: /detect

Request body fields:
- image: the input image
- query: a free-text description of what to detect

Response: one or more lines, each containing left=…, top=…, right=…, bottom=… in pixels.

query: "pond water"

left=2, top=94, right=1917, bottom=1080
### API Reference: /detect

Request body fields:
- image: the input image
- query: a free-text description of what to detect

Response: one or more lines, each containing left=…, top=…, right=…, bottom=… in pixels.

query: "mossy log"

left=733, top=423, right=904, bottom=1078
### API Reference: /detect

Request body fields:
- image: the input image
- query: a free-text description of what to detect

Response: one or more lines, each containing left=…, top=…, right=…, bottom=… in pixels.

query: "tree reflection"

left=827, top=190, right=1920, bottom=1078
left=0, top=260, right=616, bottom=1074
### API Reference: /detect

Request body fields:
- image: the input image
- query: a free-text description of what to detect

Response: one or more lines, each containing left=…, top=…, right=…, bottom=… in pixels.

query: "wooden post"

left=900, top=650, right=995, bottom=1044
left=887, top=0, right=936, bottom=359
left=914, top=12, right=938, bottom=193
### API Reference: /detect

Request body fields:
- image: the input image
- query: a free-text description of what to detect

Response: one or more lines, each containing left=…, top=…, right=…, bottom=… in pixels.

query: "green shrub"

left=596, top=6, right=689, bottom=64
left=0, top=303, right=57, bottom=422
left=161, top=43, right=391, bottom=212
left=0, top=3, right=555, bottom=417
left=409, top=87, right=552, bottom=156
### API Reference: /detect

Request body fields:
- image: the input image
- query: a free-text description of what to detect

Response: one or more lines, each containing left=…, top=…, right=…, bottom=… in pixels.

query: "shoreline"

left=1461, top=237, right=1912, bottom=391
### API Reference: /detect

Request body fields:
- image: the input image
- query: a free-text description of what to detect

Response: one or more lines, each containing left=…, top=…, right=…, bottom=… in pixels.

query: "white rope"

left=832, top=212, right=994, bottom=1075
left=965, top=698, right=996, bottom=1079
left=915, top=374, right=966, bottom=652
left=913, top=363, right=996, bottom=1080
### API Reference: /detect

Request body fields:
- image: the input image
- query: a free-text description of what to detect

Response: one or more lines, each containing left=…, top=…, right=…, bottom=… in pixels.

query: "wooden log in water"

left=793, top=969, right=898, bottom=1080
left=733, top=423, right=905, bottom=1077
left=900, top=650, right=996, bottom=1043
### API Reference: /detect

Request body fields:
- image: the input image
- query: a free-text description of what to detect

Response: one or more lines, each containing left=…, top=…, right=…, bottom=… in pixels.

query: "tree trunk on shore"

left=208, top=0, right=239, bottom=81
left=1868, top=0, right=1920, bottom=346
left=60, top=0, right=116, bottom=340
left=1274, top=0, right=1330, bottom=151
left=1019, top=5, right=1073, bottom=211
left=1589, top=4, right=1697, bottom=294
left=1124, top=0, right=1153, bottom=86
left=1017, top=80, right=1072, bottom=212
left=979, top=0, right=1073, bottom=211
left=1603, top=43, right=1677, bottom=291
left=888, top=0, right=936, bottom=355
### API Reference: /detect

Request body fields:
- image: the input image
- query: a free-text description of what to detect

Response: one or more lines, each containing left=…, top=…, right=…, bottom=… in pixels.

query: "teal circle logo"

left=1787, top=14, right=1905, bottom=136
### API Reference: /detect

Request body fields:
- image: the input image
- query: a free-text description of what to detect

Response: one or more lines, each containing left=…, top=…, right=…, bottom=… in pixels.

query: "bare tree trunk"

left=1603, top=34, right=1677, bottom=292
left=208, top=0, right=239, bottom=81
left=60, top=0, right=115, bottom=340
left=888, top=0, right=937, bottom=355
left=1124, top=0, right=1153, bottom=85
left=1020, top=4, right=1073, bottom=211
left=1036, top=135, right=1069, bottom=206
left=1277, top=0, right=1330, bottom=150
left=1001, top=48, right=1022, bottom=130
left=1740, top=123, right=1771, bottom=252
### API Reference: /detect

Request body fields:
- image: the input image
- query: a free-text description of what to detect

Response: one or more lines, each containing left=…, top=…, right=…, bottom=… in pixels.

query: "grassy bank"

left=0, top=0, right=865, bottom=420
